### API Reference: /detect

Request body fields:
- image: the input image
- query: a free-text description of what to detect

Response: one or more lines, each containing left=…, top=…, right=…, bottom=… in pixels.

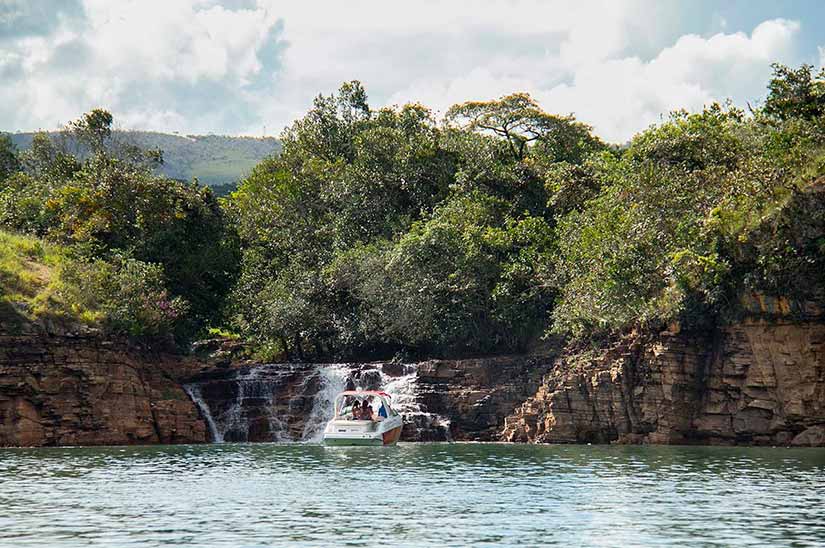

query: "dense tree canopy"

left=1, top=64, right=822, bottom=356
left=445, top=93, right=603, bottom=163
left=229, top=83, right=601, bottom=358
left=552, top=70, right=825, bottom=338
left=230, top=66, right=824, bottom=358
left=764, top=63, right=825, bottom=122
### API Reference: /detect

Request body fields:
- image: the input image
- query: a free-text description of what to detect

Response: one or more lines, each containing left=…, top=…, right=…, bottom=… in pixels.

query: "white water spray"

left=183, top=383, right=222, bottom=442
left=301, top=364, right=349, bottom=442
left=184, top=366, right=292, bottom=443
left=184, top=362, right=451, bottom=443
left=380, top=364, right=452, bottom=441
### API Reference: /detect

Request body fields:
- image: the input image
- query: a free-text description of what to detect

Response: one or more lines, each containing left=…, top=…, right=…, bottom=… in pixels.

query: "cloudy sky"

left=1, top=0, right=824, bottom=142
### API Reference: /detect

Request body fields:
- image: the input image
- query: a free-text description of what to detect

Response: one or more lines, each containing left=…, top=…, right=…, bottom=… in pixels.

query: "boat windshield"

left=335, top=394, right=395, bottom=420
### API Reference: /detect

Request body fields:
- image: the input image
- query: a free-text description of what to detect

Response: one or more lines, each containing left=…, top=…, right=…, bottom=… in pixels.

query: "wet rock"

left=417, top=356, right=555, bottom=441
left=380, top=361, right=406, bottom=377
left=791, top=426, right=825, bottom=447
left=184, top=363, right=320, bottom=442
left=354, top=368, right=383, bottom=391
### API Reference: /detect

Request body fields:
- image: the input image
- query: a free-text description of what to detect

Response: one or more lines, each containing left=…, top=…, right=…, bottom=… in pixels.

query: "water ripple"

left=0, top=443, right=824, bottom=547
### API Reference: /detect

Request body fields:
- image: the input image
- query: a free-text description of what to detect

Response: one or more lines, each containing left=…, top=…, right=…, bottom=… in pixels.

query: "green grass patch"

left=189, top=158, right=260, bottom=187
left=0, top=229, right=102, bottom=326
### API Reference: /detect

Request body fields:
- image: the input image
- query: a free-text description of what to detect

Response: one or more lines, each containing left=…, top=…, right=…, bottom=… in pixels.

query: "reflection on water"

left=1, top=443, right=824, bottom=547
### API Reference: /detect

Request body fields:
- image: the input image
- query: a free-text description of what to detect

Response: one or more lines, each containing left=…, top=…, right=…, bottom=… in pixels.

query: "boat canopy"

left=337, top=390, right=392, bottom=398
left=333, top=391, right=397, bottom=419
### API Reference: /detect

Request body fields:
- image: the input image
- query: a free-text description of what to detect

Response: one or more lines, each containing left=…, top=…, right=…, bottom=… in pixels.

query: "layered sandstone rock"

left=3, top=293, right=822, bottom=447
left=416, top=355, right=554, bottom=440
left=181, top=358, right=550, bottom=442
left=502, top=316, right=825, bottom=446
left=695, top=322, right=825, bottom=445
left=0, top=333, right=207, bottom=446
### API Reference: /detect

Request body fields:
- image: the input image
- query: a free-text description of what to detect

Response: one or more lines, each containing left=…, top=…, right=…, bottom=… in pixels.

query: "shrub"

left=58, top=254, right=187, bottom=337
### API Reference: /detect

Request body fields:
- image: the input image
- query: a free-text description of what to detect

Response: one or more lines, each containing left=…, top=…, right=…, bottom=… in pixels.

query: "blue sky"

left=1, top=0, right=823, bottom=142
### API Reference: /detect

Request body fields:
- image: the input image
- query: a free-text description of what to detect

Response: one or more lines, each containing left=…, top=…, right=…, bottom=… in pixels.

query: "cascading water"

left=184, top=361, right=451, bottom=443
left=300, top=364, right=349, bottom=442
left=378, top=364, right=452, bottom=441
left=183, top=383, right=222, bottom=442
left=184, top=365, right=298, bottom=443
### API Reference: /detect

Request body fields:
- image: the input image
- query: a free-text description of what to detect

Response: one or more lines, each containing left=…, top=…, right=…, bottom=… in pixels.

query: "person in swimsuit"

left=360, top=399, right=374, bottom=421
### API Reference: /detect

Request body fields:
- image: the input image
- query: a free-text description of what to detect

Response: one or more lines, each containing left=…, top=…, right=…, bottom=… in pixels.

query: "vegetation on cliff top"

left=227, top=64, right=824, bottom=358
left=0, top=64, right=822, bottom=355
left=0, top=115, right=239, bottom=340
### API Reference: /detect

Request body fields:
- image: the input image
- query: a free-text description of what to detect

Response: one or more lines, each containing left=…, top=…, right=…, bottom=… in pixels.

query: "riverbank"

left=0, top=329, right=207, bottom=446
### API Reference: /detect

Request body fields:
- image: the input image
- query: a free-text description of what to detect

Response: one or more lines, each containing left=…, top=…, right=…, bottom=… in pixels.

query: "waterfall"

left=378, top=364, right=452, bottom=441
left=184, top=365, right=295, bottom=443
left=183, top=383, right=222, bottom=442
left=239, top=367, right=291, bottom=442
left=183, top=361, right=451, bottom=443
left=301, top=364, right=349, bottom=442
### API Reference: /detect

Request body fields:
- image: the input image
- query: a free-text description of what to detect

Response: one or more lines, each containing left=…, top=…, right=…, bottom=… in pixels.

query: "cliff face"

left=502, top=304, right=825, bottom=447
left=0, top=334, right=207, bottom=446
left=415, top=356, right=553, bottom=441
left=2, top=297, right=823, bottom=447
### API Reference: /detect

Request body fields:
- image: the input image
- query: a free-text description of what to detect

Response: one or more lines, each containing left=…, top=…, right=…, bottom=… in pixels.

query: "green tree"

left=764, top=63, right=825, bottom=122
left=0, top=110, right=239, bottom=338
left=446, top=92, right=603, bottom=163
left=230, top=83, right=457, bottom=356
left=19, top=132, right=81, bottom=182
left=46, top=158, right=238, bottom=329
left=0, top=135, right=20, bottom=181
left=68, top=108, right=114, bottom=154
left=0, top=173, right=56, bottom=235
left=330, top=192, right=554, bottom=354
left=551, top=103, right=810, bottom=338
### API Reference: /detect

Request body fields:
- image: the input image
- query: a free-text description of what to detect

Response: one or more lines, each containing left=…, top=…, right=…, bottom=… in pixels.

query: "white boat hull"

left=323, top=415, right=403, bottom=446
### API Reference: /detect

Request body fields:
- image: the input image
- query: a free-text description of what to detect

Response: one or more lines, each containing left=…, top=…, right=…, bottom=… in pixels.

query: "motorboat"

left=322, top=390, right=403, bottom=446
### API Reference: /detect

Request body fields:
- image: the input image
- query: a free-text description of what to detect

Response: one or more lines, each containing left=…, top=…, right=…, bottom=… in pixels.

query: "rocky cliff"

left=415, top=356, right=553, bottom=440
left=2, top=296, right=823, bottom=447
left=0, top=327, right=548, bottom=446
left=0, top=333, right=207, bottom=446
left=502, top=296, right=825, bottom=447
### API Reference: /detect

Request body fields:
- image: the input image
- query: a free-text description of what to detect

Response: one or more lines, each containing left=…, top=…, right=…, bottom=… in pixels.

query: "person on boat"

left=359, top=399, right=374, bottom=421
left=350, top=400, right=361, bottom=420
left=377, top=401, right=388, bottom=419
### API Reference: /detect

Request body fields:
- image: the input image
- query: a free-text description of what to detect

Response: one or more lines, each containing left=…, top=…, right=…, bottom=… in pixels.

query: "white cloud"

left=262, top=2, right=802, bottom=142
left=0, top=1, right=811, bottom=142
left=537, top=19, right=800, bottom=141
left=262, top=0, right=657, bottom=123
left=0, top=0, right=284, bottom=133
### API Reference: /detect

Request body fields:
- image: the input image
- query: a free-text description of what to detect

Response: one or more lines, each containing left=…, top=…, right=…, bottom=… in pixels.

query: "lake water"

left=1, top=443, right=824, bottom=547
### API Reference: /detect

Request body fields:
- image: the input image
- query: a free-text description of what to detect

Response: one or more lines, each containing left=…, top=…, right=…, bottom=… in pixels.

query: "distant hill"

left=6, top=130, right=280, bottom=189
